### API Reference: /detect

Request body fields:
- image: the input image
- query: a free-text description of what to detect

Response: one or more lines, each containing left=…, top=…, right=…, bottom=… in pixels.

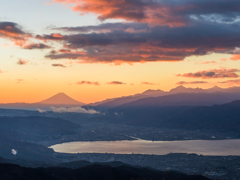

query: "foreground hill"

left=0, top=116, right=80, bottom=142
left=0, top=134, right=55, bottom=162
left=0, top=163, right=211, bottom=180
left=0, top=116, right=80, bottom=161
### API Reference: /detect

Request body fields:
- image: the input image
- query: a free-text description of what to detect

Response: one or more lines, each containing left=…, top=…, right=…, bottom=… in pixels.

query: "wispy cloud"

left=218, top=79, right=240, bottom=85
left=76, top=81, right=100, bottom=85
left=17, top=59, right=28, bottom=65
left=230, top=54, right=240, bottom=61
left=196, top=61, right=217, bottom=65
left=176, top=81, right=208, bottom=85
left=177, top=69, right=240, bottom=79
left=106, top=81, right=126, bottom=85
left=36, top=108, right=47, bottom=113
left=141, top=82, right=155, bottom=85
left=221, top=58, right=228, bottom=61
left=52, top=63, right=66, bottom=68
left=16, top=79, right=23, bottom=83
left=23, top=43, right=51, bottom=49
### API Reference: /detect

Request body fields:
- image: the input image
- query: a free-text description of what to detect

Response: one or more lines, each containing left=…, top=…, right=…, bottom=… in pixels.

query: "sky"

left=1, top=0, right=240, bottom=104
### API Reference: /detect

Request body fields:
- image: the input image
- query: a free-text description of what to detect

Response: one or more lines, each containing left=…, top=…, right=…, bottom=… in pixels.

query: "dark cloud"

left=0, top=22, right=26, bottom=37
left=106, top=81, right=126, bottom=85
left=76, top=81, right=100, bottom=85
left=52, top=0, right=240, bottom=26
left=42, top=20, right=240, bottom=64
left=51, top=63, right=66, bottom=68
left=23, top=43, right=51, bottom=49
left=176, top=81, right=208, bottom=85
left=36, top=33, right=65, bottom=41
left=53, top=22, right=148, bottom=33
left=0, top=21, right=31, bottom=46
left=177, top=69, right=240, bottom=79
left=58, top=49, right=72, bottom=53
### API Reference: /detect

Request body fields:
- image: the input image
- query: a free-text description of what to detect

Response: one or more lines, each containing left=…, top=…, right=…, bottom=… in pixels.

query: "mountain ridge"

left=88, top=86, right=240, bottom=109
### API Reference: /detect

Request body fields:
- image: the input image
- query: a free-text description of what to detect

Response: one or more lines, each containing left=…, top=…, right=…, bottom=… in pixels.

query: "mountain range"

left=88, top=85, right=240, bottom=109
left=1, top=85, right=240, bottom=110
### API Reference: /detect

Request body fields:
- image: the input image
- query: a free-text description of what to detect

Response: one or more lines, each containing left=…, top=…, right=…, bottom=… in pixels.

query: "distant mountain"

left=114, top=92, right=240, bottom=108
left=0, top=93, right=85, bottom=110
left=225, top=86, right=240, bottom=93
left=88, top=95, right=151, bottom=109
left=205, top=85, right=225, bottom=93
left=1, top=86, right=240, bottom=110
left=38, top=93, right=84, bottom=105
left=168, top=85, right=205, bottom=94
left=89, top=86, right=240, bottom=109
left=0, top=163, right=211, bottom=180
left=88, top=89, right=166, bottom=108
left=138, top=89, right=165, bottom=96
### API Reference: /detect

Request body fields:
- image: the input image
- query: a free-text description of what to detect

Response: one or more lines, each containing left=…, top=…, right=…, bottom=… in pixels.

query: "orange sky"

left=1, top=0, right=240, bottom=104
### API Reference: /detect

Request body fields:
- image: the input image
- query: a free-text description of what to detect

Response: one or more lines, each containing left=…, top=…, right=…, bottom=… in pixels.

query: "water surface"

left=50, top=139, right=240, bottom=156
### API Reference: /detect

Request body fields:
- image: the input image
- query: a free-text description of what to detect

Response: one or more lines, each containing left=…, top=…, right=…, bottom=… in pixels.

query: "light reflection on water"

left=50, top=139, right=240, bottom=156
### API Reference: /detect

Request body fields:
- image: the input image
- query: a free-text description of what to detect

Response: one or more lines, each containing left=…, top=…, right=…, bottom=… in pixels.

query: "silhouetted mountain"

left=38, top=93, right=85, bottom=105
left=225, top=86, right=240, bottom=93
left=168, top=86, right=205, bottom=94
left=0, top=93, right=85, bottom=110
left=88, top=89, right=166, bottom=108
left=116, top=93, right=240, bottom=108
left=88, top=86, right=240, bottom=109
left=139, top=89, right=165, bottom=96
left=223, top=100, right=240, bottom=107
left=0, top=163, right=211, bottom=180
left=2, top=86, right=240, bottom=110
left=205, top=85, right=225, bottom=93
left=88, top=95, right=151, bottom=109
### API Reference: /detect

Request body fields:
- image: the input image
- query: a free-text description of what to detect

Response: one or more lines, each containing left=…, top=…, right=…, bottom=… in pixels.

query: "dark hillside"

left=0, top=163, right=211, bottom=180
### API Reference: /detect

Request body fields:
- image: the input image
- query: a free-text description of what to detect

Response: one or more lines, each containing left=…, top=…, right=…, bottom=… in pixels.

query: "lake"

left=50, top=139, right=240, bottom=156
